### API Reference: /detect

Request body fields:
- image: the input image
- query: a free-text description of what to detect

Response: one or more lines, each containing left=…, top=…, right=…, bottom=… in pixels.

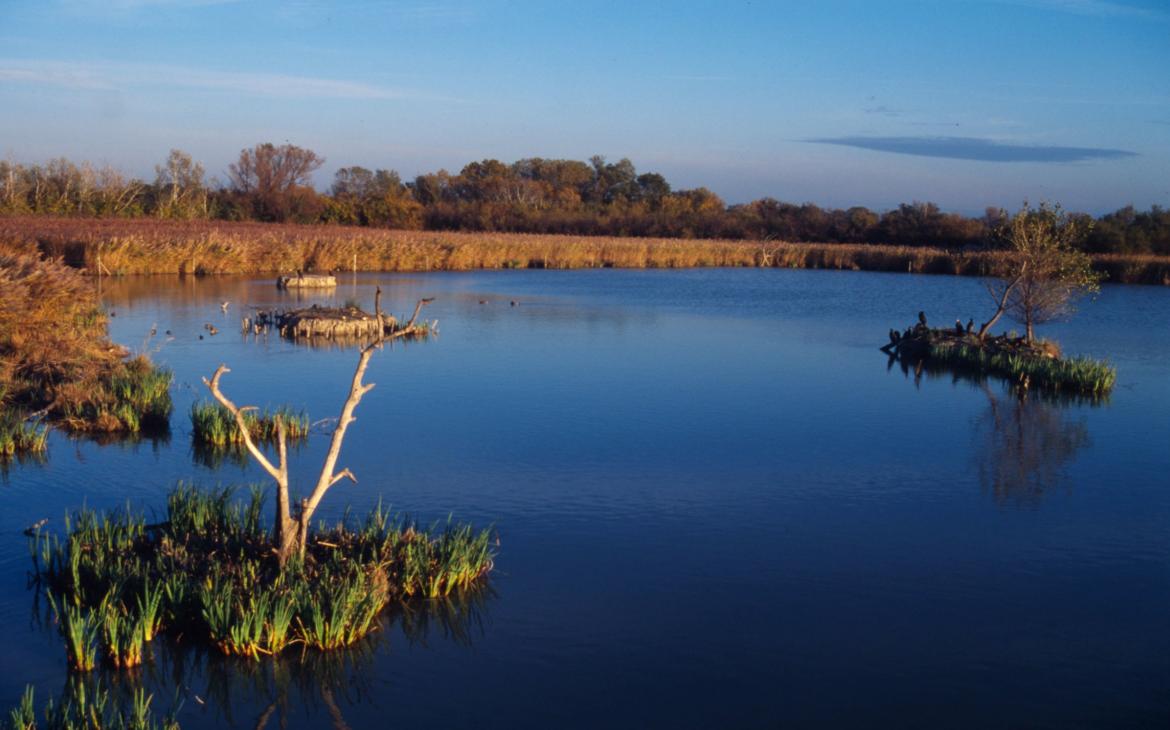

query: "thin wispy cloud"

left=61, top=0, right=243, bottom=9
left=864, top=105, right=902, bottom=117
left=666, top=75, right=735, bottom=82
left=809, top=135, right=1138, bottom=163
left=0, top=59, right=409, bottom=100
left=984, top=0, right=1169, bottom=20
left=276, top=1, right=477, bottom=26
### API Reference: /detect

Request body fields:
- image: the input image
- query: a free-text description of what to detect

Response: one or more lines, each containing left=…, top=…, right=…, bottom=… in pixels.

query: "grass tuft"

left=189, top=401, right=308, bottom=447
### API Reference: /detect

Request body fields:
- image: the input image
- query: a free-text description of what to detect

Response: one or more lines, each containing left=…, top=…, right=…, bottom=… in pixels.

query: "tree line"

left=1, top=143, right=1166, bottom=255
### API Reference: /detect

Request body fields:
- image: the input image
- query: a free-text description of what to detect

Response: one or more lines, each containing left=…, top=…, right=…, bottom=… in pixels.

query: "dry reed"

left=5, top=217, right=1167, bottom=284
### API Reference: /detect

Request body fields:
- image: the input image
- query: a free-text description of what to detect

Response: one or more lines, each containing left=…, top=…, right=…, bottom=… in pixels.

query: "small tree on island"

left=978, top=203, right=1102, bottom=343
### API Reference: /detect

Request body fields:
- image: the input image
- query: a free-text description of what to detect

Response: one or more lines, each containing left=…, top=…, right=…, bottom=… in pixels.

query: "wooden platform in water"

left=248, top=305, right=396, bottom=340
left=277, top=273, right=337, bottom=289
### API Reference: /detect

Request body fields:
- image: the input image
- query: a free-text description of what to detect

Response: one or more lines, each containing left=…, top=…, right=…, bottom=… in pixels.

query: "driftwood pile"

left=246, top=305, right=394, bottom=340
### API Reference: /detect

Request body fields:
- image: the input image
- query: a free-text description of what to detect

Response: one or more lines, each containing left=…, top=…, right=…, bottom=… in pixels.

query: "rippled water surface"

left=2, top=269, right=1168, bottom=728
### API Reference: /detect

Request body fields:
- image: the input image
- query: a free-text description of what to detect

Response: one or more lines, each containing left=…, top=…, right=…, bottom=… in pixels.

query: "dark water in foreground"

left=2, top=269, right=1168, bottom=728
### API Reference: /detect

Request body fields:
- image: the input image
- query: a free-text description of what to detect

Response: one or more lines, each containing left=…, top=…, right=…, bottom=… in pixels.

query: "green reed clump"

left=29, top=484, right=494, bottom=669
left=58, top=356, right=173, bottom=434
left=98, top=597, right=146, bottom=669
left=295, top=565, right=388, bottom=650
left=929, top=342, right=1116, bottom=395
left=189, top=401, right=309, bottom=447
left=47, top=599, right=99, bottom=672
left=0, top=415, right=47, bottom=457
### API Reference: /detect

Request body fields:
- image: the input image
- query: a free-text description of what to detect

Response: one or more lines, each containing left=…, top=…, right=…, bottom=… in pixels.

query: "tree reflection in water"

left=975, top=384, right=1091, bottom=505
left=887, top=351, right=1098, bottom=505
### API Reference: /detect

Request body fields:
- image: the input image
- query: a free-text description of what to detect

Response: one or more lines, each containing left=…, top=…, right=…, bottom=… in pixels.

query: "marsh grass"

left=8, top=216, right=1167, bottom=283
left=1, top=242, right=173, bottom=435
left=929, top=341, right=1116, bottom=396
left=57, top=357, right=173, bottom=434
left=31, top=485, right=494, bottom=670
left=189, top=401, right=309, bottom=448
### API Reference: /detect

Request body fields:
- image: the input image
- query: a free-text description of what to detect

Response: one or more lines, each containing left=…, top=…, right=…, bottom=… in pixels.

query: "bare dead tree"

left=202, top=297, right=432, bottom=564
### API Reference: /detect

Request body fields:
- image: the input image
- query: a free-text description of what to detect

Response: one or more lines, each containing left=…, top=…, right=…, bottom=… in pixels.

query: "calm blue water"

left=2, top=269, right=1168, bottom=728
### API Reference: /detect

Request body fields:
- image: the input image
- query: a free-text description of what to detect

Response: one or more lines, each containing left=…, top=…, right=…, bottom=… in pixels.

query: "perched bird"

left=966, top=318, right=974, bottom=334
left=421, top=297, right=435, bottom=304
left=955, top=319, right=964, bottom=335
left=918, top=311, right=927, bottom=326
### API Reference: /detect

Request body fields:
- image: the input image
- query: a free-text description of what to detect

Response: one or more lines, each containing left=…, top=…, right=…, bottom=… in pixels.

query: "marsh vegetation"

left=0, top=242, right=172, bottom=449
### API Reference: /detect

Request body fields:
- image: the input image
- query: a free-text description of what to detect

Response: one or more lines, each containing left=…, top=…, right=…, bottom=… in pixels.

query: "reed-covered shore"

left=0, top=238, right=173, bottom=443
left=4, top=217, right=1168, bottom=285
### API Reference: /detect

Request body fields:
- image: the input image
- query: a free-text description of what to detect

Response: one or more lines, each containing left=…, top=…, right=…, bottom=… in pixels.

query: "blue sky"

left=0, top=0, right=1167, bottom=214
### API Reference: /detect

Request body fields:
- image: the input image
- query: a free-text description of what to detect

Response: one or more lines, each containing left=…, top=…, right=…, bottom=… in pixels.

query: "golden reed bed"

left=3, top=217, right=1167, bottom=284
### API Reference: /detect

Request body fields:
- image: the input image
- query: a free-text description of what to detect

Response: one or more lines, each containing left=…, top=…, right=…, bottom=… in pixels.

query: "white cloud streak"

left=984, top=0, right=1169, bottom=20
left=0, top=59, right=408, bottom=100
left=60, top=0, right=244, bottom=10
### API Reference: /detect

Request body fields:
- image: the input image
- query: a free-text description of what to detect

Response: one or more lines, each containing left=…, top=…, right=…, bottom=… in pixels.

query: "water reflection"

left=20, top=589, right=495, bottom=729
left=886, top=353, right=1097, bottom=505
left=0, top=450, right=47, bottom=480
left=974, top=385, right=1091, bottom=506
left=887, top=349, right=1111, bottom=406
left=70, top=427, right=172, bottom=450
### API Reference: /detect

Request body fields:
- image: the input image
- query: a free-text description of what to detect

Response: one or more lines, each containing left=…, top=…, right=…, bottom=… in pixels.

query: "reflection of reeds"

left=9, top=216, right=1168, bottom=283
left=396, top=585, right=495, bottom=648
left=30, top=485, right=495, bottom=670
left=6, top=677, right=179, bottom=730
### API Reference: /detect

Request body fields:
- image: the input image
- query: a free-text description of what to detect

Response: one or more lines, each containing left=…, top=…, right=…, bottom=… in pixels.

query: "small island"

left=882, top=204, right=1116, bottom=397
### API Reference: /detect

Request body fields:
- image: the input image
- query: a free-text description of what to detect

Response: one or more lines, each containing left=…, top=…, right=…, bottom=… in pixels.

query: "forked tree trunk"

left=977, top=266, right=1025, bottom=341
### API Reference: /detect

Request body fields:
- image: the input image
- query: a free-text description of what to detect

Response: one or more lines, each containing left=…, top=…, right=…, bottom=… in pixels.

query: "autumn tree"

left=327, top=166, right=421, bottom=228
left=229, top=142, right=325, bottom=222
left=978, top=203, right=1102, bottom=342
